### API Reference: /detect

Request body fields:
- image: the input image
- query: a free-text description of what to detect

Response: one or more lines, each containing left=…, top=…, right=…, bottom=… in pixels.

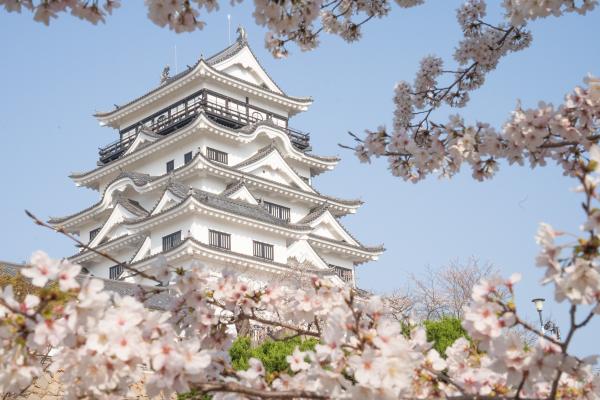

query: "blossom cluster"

left=502, top=0, right=597, bottom=25
left=0, top=0, right=120, bottom=25
left=2, top=230, right=599, bottom=400
left=356, top=73, right=600, bottom=183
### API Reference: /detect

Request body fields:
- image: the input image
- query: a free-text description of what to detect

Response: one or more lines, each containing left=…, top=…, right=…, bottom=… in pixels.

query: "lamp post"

left=531, top=298, right=545, bottom=330
left=531, top=297, right=561, bottom=340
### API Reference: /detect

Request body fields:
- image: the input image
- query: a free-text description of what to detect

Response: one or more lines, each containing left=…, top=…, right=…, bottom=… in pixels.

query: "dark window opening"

left=253, top=241, right=274, bottom=261
left=109, top=264, right=124, bottom=280
left=207, top=147, right=228, bottom=164
left=329, top=264, right=353, bottom=283
left=209, top=229, right=231, bottom=250
left=264, top=201, right=291, bottom=221
left=89, top=227, right=101, bottom=242
left=184, top=151, right=193, bottom=164
left=162, top=231, right=182, bottom=251
left=166, top=160, right=175, bottom=173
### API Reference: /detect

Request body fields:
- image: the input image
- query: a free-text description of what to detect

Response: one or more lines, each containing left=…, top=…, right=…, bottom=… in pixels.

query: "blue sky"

left=1, top=2, right=599, bottom=355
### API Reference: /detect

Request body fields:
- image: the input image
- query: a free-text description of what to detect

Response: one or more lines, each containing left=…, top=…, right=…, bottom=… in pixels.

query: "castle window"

left=207, top=147, right=228, bottom=164
left=329, top=264, right=353, bottom=283
left=109, top=264, right=124, bottom=280
left=166, top=160, right=175, bottom=173
left=162, top=231, right=181, bottom=251
left=264, top=201, right=290, bottom=221
left=253, top=241, right=274, bottom=261
left=89, top=227, right=101, bottom=242
left=184, top=151, right=193, bottom=164
left=209, top=229, right=231, bottom=250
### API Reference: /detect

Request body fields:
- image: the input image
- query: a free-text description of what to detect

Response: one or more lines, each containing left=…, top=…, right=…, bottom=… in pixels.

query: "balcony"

left=98, top=89, right=311, bottom=165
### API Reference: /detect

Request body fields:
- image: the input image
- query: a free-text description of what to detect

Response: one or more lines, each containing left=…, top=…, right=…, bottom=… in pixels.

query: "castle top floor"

left=94, top=31, right=312, bottom=141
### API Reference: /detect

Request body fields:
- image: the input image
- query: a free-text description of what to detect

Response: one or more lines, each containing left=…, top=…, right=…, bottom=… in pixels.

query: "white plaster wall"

left=141, top=137, right=201, bottom=177
left=184, top=175, right=227, bottom=194
left=148, top=215, right=195, bottom=255
left=79, top=221, right=104, bottom=244
left=317, top=251, right=354, bottom=270
left=189, top=214, right=288, bottom=264
left=84, top=247, right=136, bottom=279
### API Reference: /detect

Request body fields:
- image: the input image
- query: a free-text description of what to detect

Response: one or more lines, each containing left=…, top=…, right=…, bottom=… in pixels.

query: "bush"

left=424, top=317, right=469, bottom=355
left=178, top=336, right=317, bottom=398
left=229, top=336, right=318, bottom=375
left=0, top=272, right=75, bottom=312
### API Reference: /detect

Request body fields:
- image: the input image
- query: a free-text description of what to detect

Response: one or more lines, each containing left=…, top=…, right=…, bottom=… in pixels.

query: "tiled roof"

left=128, top=237, right=337, bottom=279
left=114, top=194, right=149, bottom=217
left=71, top=114, right=336, bottom=181
left=68, top=233, right=145, bottom=261
left=129, top=181, right=310, bottom=232
left=55, top=148, right=359, bottom=229
left=94, top=40, right=310, bottom=119
left=0, top=262, right=170, bottom=310
left=298, top=204, right=329, bottom=224
left=233, top=143, right=279, bottom=169
left=298, top=205, right=382, bottom=252
left=49, top=171, right=157, bottom=225
left=116, top=171, right=156, bottom=186
left=308, top=234, right=385, bottom=254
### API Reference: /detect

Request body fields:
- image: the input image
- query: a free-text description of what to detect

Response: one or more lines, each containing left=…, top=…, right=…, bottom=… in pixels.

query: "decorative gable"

left=88, top=203, right=141, bottom=248
left=223, top=184, right=258, bottom=205
left=123, top=129, right=159, bottom=156
left=152, top=190, right=184, bottom=215
left=210, top=43, right=283, bottom=94
left=286, top=240, right=329, bottom=270
left=308, top=210, right=359, bottom=246
left=236, top=149, right=314, bottom=193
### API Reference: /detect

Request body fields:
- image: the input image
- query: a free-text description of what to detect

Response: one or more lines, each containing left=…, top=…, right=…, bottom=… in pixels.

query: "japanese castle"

left=49, top=31, right=383, bottom=288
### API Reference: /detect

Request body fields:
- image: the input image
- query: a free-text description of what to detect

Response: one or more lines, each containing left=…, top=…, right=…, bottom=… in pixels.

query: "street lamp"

left=531, top=298, right=545, bottom=329
left=531, top=297, right=561, bottom=340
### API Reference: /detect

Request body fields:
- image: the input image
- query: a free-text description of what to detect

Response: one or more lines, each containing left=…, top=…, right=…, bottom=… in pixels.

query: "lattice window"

left=166, top=159, right=175, bottom=173
left=253, top=241, right=274, bottom=261
left=209, top=229, right=231, bottom=250
left=109, top=264, right=124, bottom=280
left=89, top=227, right=101, bottom=242
left=329, top=264, right=353, bottom=283
left=162, top=231, right=181, bottom=251
left=264, top=201, right=291, bottom=221
left=207, top=147, right=228, bottom=164
left=184, top=151, right=193, bottom=164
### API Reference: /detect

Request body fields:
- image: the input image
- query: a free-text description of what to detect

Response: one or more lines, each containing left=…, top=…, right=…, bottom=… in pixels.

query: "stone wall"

left=6, top=372, right=175, bottom=400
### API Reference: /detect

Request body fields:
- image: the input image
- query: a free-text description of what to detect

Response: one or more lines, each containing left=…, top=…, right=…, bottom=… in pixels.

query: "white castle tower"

left=49, top=31, right=383, bottom=288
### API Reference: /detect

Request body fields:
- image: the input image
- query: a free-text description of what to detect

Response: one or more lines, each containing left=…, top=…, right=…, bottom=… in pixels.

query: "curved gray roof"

left=130, top=182, right=311, bottom=232
left=94, top=40, right=311, bottom=119
left=0, top=262, right=171, bottom=310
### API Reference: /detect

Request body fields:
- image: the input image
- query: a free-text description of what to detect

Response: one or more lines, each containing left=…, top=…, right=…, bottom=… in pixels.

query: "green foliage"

left=178, top=336, right=318, bottom=399
left=0, top=273, right=37, bottom=300
left=230, top=336, right=318, bottom=375
left=0, top=272, right=75, bottom=313
left=177, top=389, right=210, bottom=400
left=424, top=317, right=469, bottom=356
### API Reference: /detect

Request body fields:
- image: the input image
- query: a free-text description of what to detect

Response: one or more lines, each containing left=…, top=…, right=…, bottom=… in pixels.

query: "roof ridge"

left=73, top=115, right=336, bottom=180
left=127, top=237, right=336, bottom=279
left=308, top=233, right=385, bottom=254
left=94, top=41, right=310, bottom=119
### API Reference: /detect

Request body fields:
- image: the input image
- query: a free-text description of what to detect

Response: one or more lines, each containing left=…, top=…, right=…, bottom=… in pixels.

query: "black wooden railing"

left=253, top=240, right=274, bottom=261
left=329, top=264, right=353, bottom=283
left=264, top=201, right=291, bottom=221
left=99, top=89, right=311, bottom=164
left=109, top=264, right=124, bottom=280
left=162, top=231, right=182, bottom=252
left=207, top=147, right=229, bottom=164
left=209, top=229, right=231, bottom=250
